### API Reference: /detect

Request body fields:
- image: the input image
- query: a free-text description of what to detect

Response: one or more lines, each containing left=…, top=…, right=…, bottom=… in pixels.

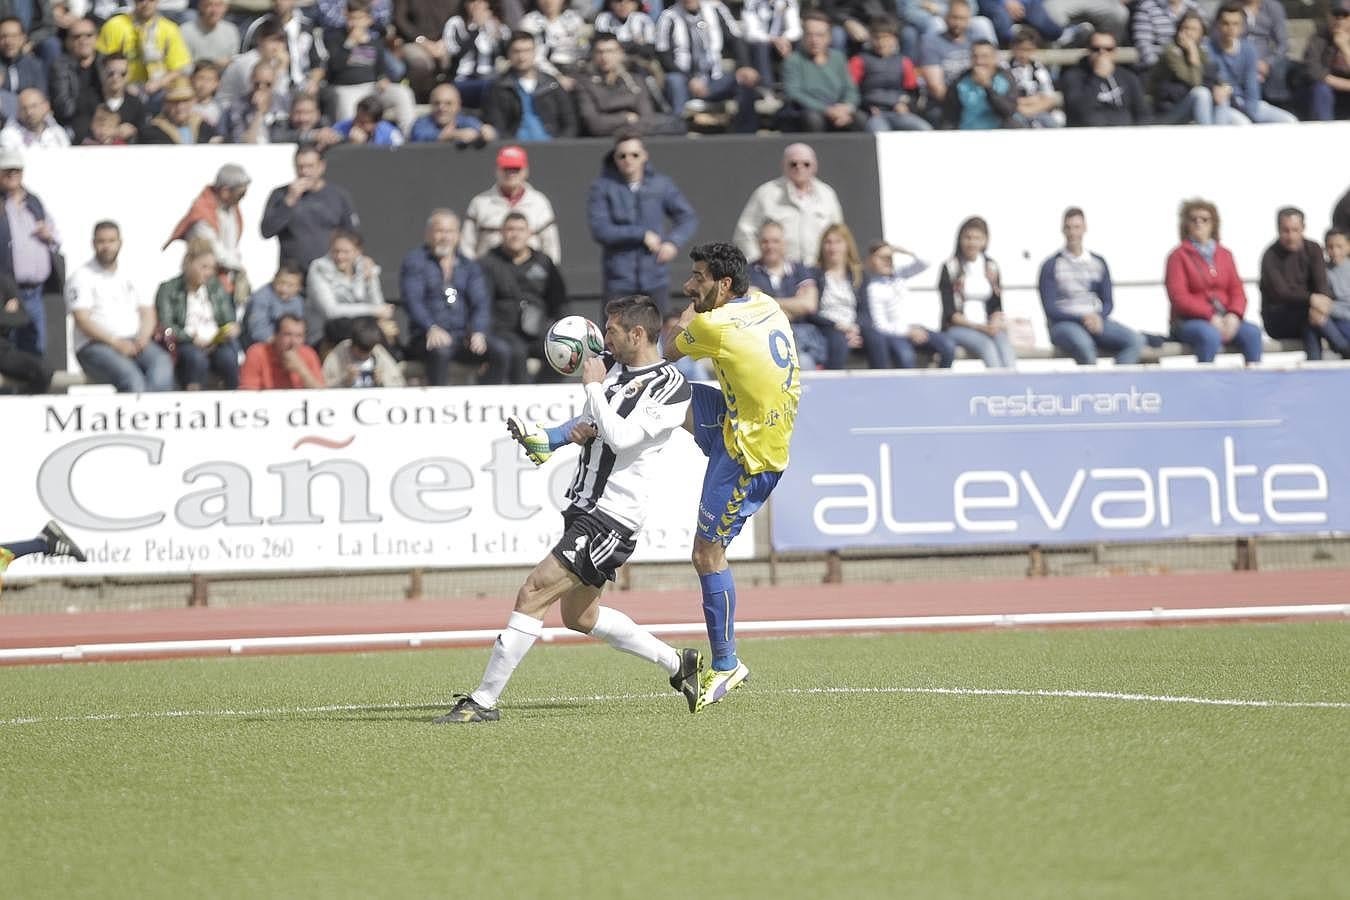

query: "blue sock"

left=544, top=424, right=569, bottom=450
left=2, top=538, right=47, bottom=558
left=544, top=415, right=587, bottom=450
left=700, top=568, right=737, bottom=671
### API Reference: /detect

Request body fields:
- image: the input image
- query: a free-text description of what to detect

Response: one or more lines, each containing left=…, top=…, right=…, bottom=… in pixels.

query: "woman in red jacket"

left=1164, top=198, right=1263, bottom=364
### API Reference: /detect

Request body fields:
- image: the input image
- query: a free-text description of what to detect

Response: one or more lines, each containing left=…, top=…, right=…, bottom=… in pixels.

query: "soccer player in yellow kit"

left=667, top=242, right=800, bottom=710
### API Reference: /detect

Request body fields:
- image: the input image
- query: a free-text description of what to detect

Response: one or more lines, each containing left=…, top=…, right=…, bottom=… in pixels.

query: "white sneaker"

left=694, top=661, right=750, bottom=711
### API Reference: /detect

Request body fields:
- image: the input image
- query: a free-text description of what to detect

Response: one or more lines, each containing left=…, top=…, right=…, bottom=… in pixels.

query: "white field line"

left=1, top=603, right=1346, bottom=665
left=3, top=685, right=1348, bottom=727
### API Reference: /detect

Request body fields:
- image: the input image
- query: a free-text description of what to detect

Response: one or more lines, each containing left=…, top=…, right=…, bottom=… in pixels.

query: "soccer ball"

left=543, top=315, right=605, bottom=375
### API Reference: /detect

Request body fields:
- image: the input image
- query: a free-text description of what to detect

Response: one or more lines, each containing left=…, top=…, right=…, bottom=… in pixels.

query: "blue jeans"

left=176, top=340, right=241, bottom=389
left=748, top=41, right=789, bottom=87
left=1050, top=318, right=1144, bottom=364
left=946, top=325, right=1017, bottom=368
left=1173, top=318, right=1263, bottom=363
left=792, top=321, right=829, bottom=370
left=663, top=69, right=757, bottom=132
left=1297, top=321, right=1350, bottom=361
left=13, top=284, right=45, bottom=356
left=865, top=109, right=933, bottom=131
left=978, top=0, right=1063, bottom=44
left=1325, top=318, right=1350, bottom=357
left=869, top=329, right=956, bottom=368
left=418, top=332, right=511, bottom=385
left=77, top=341, right=175, bottom=392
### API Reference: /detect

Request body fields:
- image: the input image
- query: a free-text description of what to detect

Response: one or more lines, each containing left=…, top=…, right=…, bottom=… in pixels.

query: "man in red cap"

left=460, top=144, right=562, bottom=264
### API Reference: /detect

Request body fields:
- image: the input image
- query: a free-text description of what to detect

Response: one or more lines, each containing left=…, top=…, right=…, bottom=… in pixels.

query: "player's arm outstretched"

left=507, top=414, right=597, bottom=467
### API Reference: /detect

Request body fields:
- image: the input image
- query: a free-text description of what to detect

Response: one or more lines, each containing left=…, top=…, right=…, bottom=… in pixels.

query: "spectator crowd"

left=0, top=0, right=1340, bottom=154
left=0, top=0, right=1345, bottom=393
left=1, top=130, right=1346, bottom=395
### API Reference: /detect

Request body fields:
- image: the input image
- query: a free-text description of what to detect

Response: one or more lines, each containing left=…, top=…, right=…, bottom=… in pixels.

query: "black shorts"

left=551, top=507, right=638, bottom=588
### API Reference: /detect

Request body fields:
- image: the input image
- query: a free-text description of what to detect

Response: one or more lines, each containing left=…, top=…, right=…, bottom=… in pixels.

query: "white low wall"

left=878, top=123, right=1350, bottom=348
left=4, top=384, right=748, bottom=579
left=24, top=145, right=298, bottom=367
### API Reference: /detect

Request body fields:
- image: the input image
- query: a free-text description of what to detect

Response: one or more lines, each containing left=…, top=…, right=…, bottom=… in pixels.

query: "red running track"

left=1, top=570, right=1346, bottom=664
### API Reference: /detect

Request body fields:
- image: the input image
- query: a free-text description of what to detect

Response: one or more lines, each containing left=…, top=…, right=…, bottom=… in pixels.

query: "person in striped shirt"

left=1038, top=207, right=1143, bottom=365
left=437, top=295, right=702, bottom=723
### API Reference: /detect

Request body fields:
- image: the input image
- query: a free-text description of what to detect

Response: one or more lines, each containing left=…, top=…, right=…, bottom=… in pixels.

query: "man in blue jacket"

left=399, top=209, right=510, bottom=385
left=1038, top=206, right=1143, bottom=365
left=587, top=130, right=698, bottom=314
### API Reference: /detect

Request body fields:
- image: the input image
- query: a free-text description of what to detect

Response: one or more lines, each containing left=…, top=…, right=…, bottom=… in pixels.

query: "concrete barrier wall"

left=322, top=133, right=885, bottom=306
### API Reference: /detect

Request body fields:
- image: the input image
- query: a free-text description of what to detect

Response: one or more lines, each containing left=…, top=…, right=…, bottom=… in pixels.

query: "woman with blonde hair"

left=154, top=239, right=241, bottom=389
left=1164, top=198, right=1262, bottom=363
left=810, top=222, right=865, bottom=369
left=938, top=216, right=1016, bottom=368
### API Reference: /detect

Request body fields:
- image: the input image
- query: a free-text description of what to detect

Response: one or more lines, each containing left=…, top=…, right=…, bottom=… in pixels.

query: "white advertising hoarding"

left=3, top=385, right=751, bottom=579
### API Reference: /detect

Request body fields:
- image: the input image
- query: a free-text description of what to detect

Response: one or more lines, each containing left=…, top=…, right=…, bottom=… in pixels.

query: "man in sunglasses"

left=49, top=18, right=101, bottom=131
left=1061, top=29, right=1146, bottom=126
left=733, top=142, right=844, bottom=266
left=587, top=129, right=698, bottom=315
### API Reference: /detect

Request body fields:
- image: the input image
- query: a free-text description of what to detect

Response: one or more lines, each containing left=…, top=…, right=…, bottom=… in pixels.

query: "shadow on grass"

left=238, top=700, right=595, bottom=725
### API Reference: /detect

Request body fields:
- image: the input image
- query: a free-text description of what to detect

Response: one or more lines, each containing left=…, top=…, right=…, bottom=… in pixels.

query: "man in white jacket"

left=459, top=145, right=562, bottom=264
left=732, top=143, right=843, bottom=266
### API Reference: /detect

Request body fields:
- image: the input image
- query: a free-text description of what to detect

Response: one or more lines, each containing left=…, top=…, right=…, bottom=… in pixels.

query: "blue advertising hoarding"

left=770, top=369, right=1346, bottom=551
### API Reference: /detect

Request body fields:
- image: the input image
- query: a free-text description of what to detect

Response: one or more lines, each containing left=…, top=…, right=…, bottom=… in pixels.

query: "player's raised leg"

left=559, top=583, right=703, bottom=712
left=1, top=520, right=87, bottom=566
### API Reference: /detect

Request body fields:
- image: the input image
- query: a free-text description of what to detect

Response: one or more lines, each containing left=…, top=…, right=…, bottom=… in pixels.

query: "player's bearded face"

left=685, top=265, right=721, bottom=312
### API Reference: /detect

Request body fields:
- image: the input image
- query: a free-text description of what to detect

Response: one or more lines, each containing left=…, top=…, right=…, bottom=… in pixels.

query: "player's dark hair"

left=802, top=10, right=831, bottom=27
left=276, top=313, right=304, bottom=332
left=509, top=29, right=535, bottom=48
left=1325, top=227, right=1348, bottom=244
left=690, top=242, right=750, bottom=295
left=502, top=210, right=530, bottom=228
left=605, top=295, right=662, bottom=344
left=351, top=316, right=382, bottom=352
left=1063, top=206, right=1085, bottom=224
left=93, top=220, right=120, bottom=237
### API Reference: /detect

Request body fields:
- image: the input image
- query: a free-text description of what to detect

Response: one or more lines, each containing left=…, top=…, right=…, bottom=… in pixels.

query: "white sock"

left=589, top=605, right=680, bottom=675
left=471, top=611, right=543, bottom=708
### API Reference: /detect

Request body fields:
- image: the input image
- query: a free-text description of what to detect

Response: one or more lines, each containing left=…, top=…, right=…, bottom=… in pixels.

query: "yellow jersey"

left=96, top=14, right=192, bottom=84
left=676, top=290, right=800, bottom=474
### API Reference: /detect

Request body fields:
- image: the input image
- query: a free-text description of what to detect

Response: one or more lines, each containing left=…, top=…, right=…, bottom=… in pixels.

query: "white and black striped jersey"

left=442, top=17, right=512, bottom=80
left=655, top=1, right=743, bottom=80
left=568, top=358, right=692, bottom=531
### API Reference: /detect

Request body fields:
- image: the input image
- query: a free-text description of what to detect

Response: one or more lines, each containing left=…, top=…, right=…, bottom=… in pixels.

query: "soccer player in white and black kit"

left=436, top=295, right=702, bottom=723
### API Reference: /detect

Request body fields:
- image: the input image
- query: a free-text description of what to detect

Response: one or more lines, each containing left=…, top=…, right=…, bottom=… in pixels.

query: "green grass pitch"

left=3, top=622, right=1348, bottom=899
